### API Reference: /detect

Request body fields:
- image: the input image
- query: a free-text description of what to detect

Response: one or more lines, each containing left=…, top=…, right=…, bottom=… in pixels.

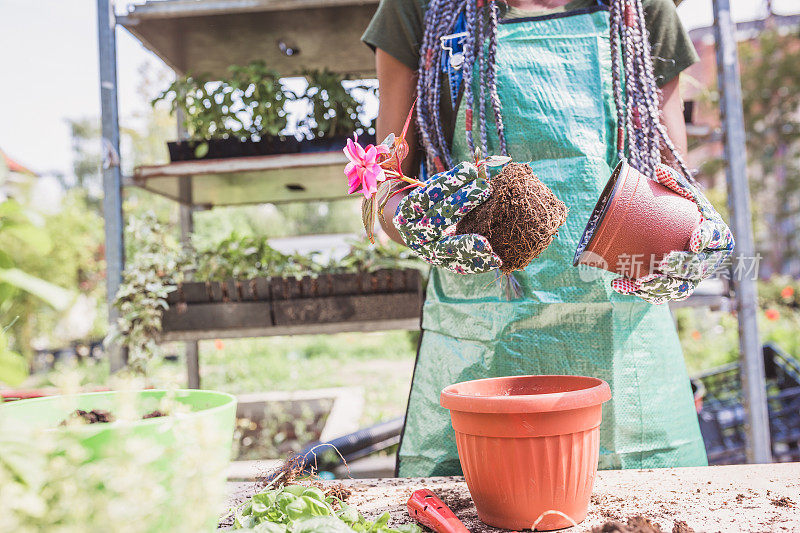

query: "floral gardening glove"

left=394, top=162, right=502, bottom=274
left=611, top=164, right=735, bottom=304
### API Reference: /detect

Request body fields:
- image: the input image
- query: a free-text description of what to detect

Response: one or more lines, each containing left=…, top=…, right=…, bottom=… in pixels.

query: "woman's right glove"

left=394, top=162, right=502, bottom=274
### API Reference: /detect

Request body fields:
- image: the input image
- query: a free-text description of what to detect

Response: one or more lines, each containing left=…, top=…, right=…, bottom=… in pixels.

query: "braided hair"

left=415, top=0, right=692, bottom=181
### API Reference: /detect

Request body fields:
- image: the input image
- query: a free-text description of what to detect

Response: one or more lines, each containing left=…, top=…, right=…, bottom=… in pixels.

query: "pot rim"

left=440, top=375, right=611, bottom=414
left=573, top=160, right=627, bottom=267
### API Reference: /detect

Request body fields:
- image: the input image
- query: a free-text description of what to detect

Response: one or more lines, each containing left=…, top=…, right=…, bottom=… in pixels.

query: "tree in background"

left=738, top=29, right=800, bottom=276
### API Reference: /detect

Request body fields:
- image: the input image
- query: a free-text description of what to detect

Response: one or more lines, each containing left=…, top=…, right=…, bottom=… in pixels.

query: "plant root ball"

left=456, top=163, right=568, bottom=273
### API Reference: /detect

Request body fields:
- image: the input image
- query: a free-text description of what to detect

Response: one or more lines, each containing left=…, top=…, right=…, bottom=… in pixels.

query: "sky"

left=0, top=0, right=798, bottom=179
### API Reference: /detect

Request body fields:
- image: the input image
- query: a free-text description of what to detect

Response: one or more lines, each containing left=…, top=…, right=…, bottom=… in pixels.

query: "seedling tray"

left=160, top=269, right=423, bottom=341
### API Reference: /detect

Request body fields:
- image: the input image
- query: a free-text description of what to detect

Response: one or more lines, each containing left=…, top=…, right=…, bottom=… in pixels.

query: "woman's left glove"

left=611, top=164, right=735, bottom=304
left=394, top=162, right=502, bottom=274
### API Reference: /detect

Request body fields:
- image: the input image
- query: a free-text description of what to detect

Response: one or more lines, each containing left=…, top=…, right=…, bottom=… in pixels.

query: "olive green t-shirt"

left=362, top=0, right=698, bottom=144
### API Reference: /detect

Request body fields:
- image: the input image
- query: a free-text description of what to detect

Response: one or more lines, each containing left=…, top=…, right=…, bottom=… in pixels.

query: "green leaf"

left=0, top=268, right=73, bottom=310
left=291, top=516, right=354, bottom=533
left=0, top=333, right=27, bottom=385
left=7, top=224, right=52, bottom=255
left=373, top=512, right=390, bottom=528
left=375, top=180, right=393, bottom=213
left=484, top=155, right=512, bottom=167
left=253, top=522, right=288, bottom=532
left=194, top=141, right=210, bottom=158
left=361, top=196, right=376, bottom=244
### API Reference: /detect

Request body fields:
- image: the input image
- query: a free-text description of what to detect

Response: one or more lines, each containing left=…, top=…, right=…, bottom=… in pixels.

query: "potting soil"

left=60, top=409, right=167, bottom=425
left=60, top=409, right=115, bottom=425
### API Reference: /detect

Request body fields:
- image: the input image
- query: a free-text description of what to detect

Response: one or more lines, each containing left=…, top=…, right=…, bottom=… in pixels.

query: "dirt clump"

left=61, top=409, right=115, bottom=425
left=456, top=163, right=567, bottom=273
left=592, top=516, right=696, bottom=533
left=592, top=516, right=665, bottom=533
left=323, top=483, right=352, bottom=503
left=671, top=520, right=695, bottom=533
left=142, top=410, right=166, bottom=419
left=770, top=496, right=795, bottom=508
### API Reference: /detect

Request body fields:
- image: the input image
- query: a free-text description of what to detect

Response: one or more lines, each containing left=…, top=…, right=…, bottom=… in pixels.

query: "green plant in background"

left=112, top=214, right=425, bottom=369
left=335, top=239, right=421, bottom=274
left=229, top=61, right=289, bottom=140
left=233, top=402, right=324, bottom=461
left=675, top=276, right=800, bottom=375
left=152, top=63, right=377, bottom=148
left=153, top=73, right=234, bottom=142
left=193, top=232, right=323, bottom=281
left=0, top=199, right=77, bottom=385
left=152, top=61, right=289, bottom=147
left=299, top=69, right=376, bottom=140
left=193, top=231, right=422, bottom=282
left=110, top=213, right=191, bottom=373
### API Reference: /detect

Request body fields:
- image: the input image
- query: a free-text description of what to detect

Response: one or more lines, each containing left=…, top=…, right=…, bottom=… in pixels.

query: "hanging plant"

left=108, top=214, right=191, bottom=373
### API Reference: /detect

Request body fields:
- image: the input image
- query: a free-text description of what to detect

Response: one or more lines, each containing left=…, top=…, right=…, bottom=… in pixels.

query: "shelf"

left=159, top=269, right=424, bottom=341
left=130, top=151, right=351, bottom=206
left=118, top=0, right=379, bottom=79
left=160, top=316, right=419, bottom=342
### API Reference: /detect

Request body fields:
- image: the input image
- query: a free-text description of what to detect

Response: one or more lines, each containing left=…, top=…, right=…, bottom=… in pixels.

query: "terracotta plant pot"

left=573, top=160, right=701, bottom=279
left=440, top=375, right=612, bottom=531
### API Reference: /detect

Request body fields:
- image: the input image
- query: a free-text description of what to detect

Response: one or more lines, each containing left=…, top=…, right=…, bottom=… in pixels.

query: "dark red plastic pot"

left=440, top=375, right=612, bottom=531
left=574, top=160, right=701, bottom=279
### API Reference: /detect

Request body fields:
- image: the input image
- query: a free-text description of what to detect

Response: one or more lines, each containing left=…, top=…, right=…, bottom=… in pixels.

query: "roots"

left=456, top=163, right=568, bottom=273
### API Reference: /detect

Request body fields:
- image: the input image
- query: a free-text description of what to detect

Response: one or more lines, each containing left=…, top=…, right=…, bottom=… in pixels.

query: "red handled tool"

left=407, top=489, right=470, bottom=533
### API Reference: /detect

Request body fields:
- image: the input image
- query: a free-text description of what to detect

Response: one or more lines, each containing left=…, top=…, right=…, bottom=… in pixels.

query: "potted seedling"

left=153, top=64, right=376, bottom=161
left=153, top=61, right=293, bottom=161
left=348, top=105, right=568, bottom=276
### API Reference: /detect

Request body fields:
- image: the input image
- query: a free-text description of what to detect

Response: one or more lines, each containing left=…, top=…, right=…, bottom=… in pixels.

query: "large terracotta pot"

left=573, top=160, right=701, bottom=279
left=440, top=375, right=612, bottom=531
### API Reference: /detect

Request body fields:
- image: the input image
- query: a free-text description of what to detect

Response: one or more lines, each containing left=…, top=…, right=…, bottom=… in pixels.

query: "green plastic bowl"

left=1, top=389, right=236, bottom=458
left=0, top=389, right=237, bottom=531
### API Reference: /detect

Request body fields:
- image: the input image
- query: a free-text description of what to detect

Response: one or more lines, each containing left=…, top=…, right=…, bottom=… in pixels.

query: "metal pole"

left=176, top=109, right=201, bottom=389
left=97, top=0, right=127, bottom=371
left=712, top=0, right=771, bottom=463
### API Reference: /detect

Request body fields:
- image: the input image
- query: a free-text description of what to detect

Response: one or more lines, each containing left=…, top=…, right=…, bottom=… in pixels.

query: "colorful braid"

left=416, top=0, right=693, bottom=183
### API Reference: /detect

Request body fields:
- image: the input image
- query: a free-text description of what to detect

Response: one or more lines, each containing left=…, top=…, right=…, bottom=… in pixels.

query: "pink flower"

left=344, top=135, right=389, bottom=197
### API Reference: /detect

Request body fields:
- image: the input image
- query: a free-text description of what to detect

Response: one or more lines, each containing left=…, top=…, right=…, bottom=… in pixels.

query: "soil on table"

left=592, top=515, right=694, bottom=533
left=456, top=163, right=568, bottom=273
left=771, top=496, right=795, bottom=508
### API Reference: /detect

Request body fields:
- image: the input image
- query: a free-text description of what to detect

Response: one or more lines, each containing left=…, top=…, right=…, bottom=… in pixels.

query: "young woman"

left=362, top=0, right=732, bottom=477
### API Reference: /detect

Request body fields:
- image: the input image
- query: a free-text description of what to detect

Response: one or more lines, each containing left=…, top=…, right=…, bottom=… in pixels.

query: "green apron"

left=397, top=5, right=707, bottom=477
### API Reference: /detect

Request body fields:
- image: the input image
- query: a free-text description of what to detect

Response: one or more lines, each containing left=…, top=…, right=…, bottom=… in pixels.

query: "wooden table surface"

left=226, top=463, right=800, bottom=532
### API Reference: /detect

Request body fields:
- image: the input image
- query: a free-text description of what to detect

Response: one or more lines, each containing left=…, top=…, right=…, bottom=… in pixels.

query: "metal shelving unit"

left=97, top=0, right=771, bottom=460
left=97, top=0, right=421, bottom=390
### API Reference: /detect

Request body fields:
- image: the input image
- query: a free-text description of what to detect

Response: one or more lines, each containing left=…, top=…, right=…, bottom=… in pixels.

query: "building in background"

left=683, top=13, right=800, bottom=276
left=0, top=149, right=37, bottom=202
